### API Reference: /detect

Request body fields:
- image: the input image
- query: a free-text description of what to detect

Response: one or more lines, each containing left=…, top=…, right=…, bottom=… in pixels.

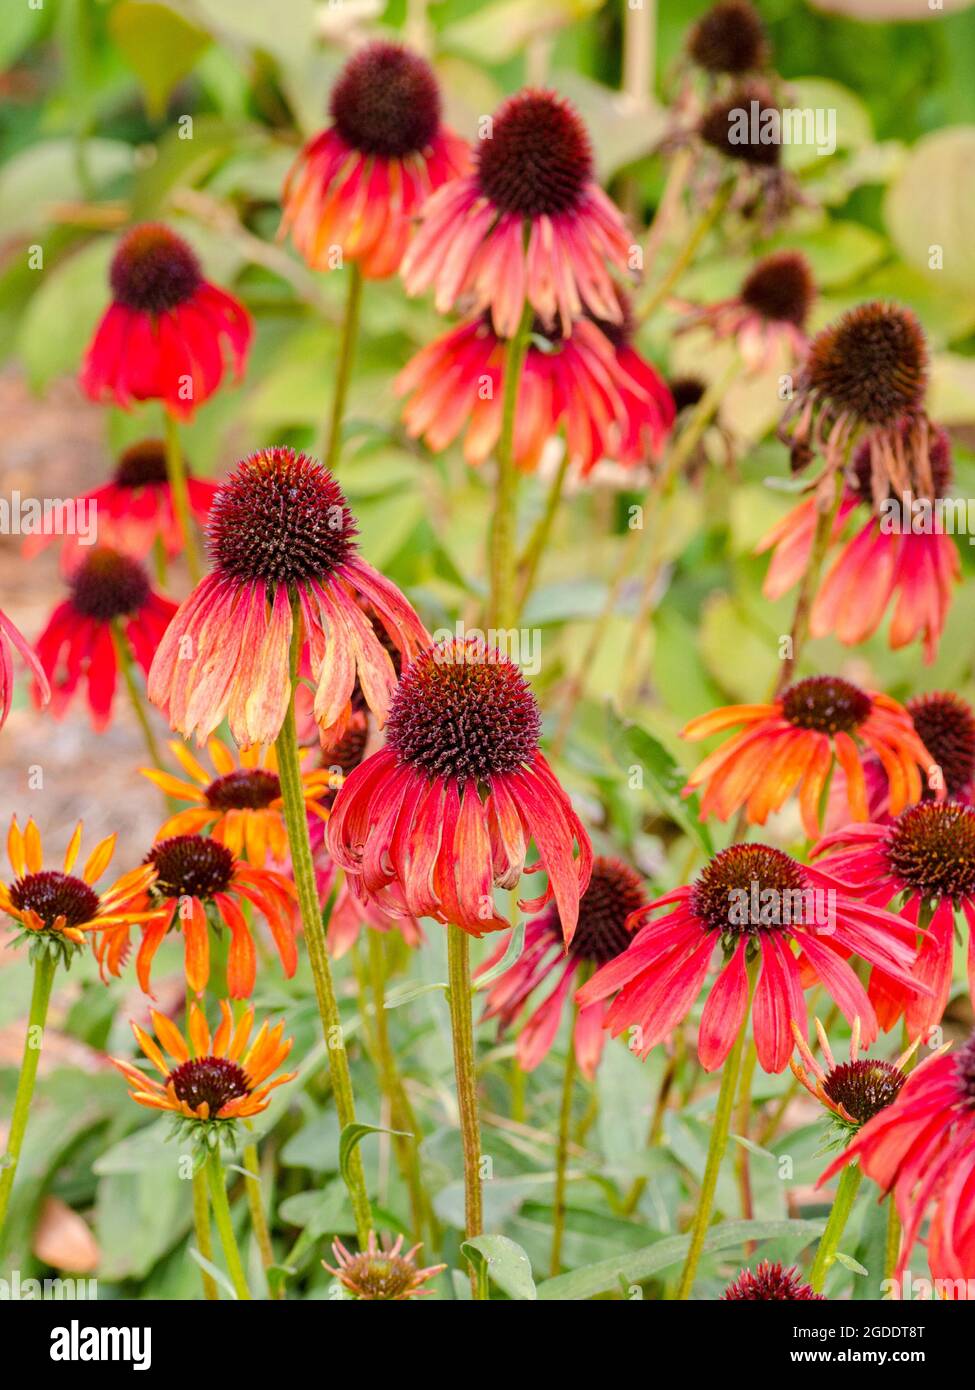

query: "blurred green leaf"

left=607, top=705, right=714, bottom=854
left=110, top=2, right=211, bottom=119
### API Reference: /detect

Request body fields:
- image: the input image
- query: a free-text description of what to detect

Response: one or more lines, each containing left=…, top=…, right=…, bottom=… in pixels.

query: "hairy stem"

left=323, top=261, right=363, bottom=471
left=447, top=924, right=485, bottom=1298
left=0, top=952, right=57, bottom=1249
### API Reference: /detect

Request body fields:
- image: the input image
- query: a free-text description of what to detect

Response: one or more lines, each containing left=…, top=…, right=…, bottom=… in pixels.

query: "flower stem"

left=110, top=620, right=165, bottom=768
left=275, top=603, right=372, bottom=1247
left=191, top=1168, right=219, bottom=1301
left=773, top=472, right=841, bottom=698
left=809, top=1161, right=863, bottom=1293
left=675, top=964, right=756, bottom=1299
left=0, top=952, right=58, bottom=1249
left=205, top=1153, right=251, bottom=1300
left=446, top=923, right=485, bottom=1298
left=550, top=1013, right=578, bottom=1276
left=366, top=928, right=438, bottom=1249
left=884, top=1193, right=901, bottom=1283
left=163, top=410, right=201, bottom=584
left=323, top=261, right=363, bottom=472
left=487, top=302, right=533, bottom=630
left=514, top=451, right=571, bottom=619
left=637, top=179, right=733, bottom=323
left=242, top=1142, right=281, bottom=1298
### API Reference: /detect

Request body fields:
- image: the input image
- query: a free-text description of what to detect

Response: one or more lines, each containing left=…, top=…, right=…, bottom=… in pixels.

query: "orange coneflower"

left=401, top=88, right=633, bottom=339
left=674, top=250, right=813, bottom=372
left=790, top=1016, right=920, bottom=1141
left=113, top=1000, right=295, bottom=1132
left=81, top=223, right=251, bottom=419
left=681, top=675, right=939, bottom=838
left=142, top=737, right=338, bottom=867
left=147, top=448, right=429, bottom=749
left=0, top=817, right=159, bottom=965
left=280, top=41, right=470, bottom=279
left=93, top=833, right=297, bottom=999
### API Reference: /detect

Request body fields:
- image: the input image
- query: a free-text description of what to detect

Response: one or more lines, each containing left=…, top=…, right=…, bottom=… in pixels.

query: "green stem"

left=488, top=302, right=533, bottom=630
left=447, top=924, right=485, bottom=1298
left=0, top=952, right=57, bottom=1248
left=366, top=928, right=437, bottom=1249
left=637, top=180, right=733, bottom=323
left=110, top=621, right=165, bottom=768
left=205, top=1153, right=251, bottom=1300
left=773, top=472, right=841, bottom=698
left=884, top=1193, right=901, bottom=1283
left=191, top=1168, right=219, bottom=1300
left=675, top=965, right=756, bottom=1300
left=163, top=410, right=201, bottom=584
left=514, top=451, right=571, bottom=619
left=550, top=1015, right=578, bottom=1276
left=274, top=600, right=372, bottom=1247
left=809, top=1161, right=863, bottom=1293
left=322, top=262, right=363, bottom=471
left=242, top=1142, right=281, bottom=1298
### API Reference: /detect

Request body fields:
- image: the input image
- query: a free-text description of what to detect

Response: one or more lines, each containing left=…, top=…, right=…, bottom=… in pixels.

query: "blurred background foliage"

left=1, top=0, right=975, bottom=1300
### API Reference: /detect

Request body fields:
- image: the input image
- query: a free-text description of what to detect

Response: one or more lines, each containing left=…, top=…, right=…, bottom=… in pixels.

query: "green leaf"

left=834, top=1251, right=869, bottom=1277
left=383, top=980, right=448, bottom=1010
left=441, top=0, right=602, bottom=66
left=606, top=705, right=714, bottom=855
left=339, top=1123, right=411, bottom=1190
left=886, top=126, right=975, bottom=292
left=461, top=1235, right=537, bottom=1300
left=535, top=1218, right=825, bottom=1300
left=16, top=238, right=114, bottom=390
left=110, top=2, right=211, bottom=119
left=188, top=1246, right=239, bottom=1300
left=473, top=922, right=525, bottom=992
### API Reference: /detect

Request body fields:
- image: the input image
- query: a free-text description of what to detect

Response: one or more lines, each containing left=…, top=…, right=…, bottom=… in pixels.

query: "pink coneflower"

left=395, top=300, right=673, bottom=473
left=577, top=842, right=924, bottom=1074
left=1, top=605, right=48, bottom=728
left=147, top=448, right=428, bottom=748
left=780, top=302, right=929, bottom=503
left=280, top=42, right=470, bottom=279
left=401, top=88, right=632, bottom=338
left=680, top=676, right=938, bottom=839
left=34, top=549, right=176, bottom=731
left=80, top=223, right=251, bottom=418
left=327, top=637, right=592, bottom=941
left=24, top=439, right=218, bottom=571
left=478, top=857, right=644, bottom=1079
left=674, top=250, right=813, bottom=371
left=814, top=801, right=975, bottom=1038
left=723, top=1261, right=823, bottom=1300
left=758, top=424, right=960, bottom=663
left=324, top=1232, right=445, bottom=1300
left=819, top=1034, right=975, bottom=1288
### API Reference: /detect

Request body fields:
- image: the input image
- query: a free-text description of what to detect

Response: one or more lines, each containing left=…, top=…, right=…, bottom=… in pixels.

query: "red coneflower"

left=93, top=832, right=297, bottom=999
left=147, top=448, right=428, bottom=748
left=819, top=1034, right=975, bottom=1288
left=722, top=1260, right=824, bottom=1300
left=674, top=250, right=813, bottom=372
left=1, top=817, right=159, bottom=964
left=0, top=604, right=48, bottom=728
left=34, top=548, right=176, bottom=731
left=814, top=801, right=975, bottom=1038
left=780, top=302, right=929, bottom=503
left=142, top=737, right=337, bottom=867
left=280, top=41, right=470, bottom=279
left=401, top=88, right=632, bottom=339
left=688, top=2, right=769, bottom=76
left=395, top=301, right=673, bottom=473
left=681, top=676, right=937, bottom=839
left=113, top=1000, right=295, bottom=1130
left=24, top=439, right=218, bottom=571
left=577, top=842, right=924, bottom=1073
left=324, top=1232, right=446, bottom=1300
left=80, top=223, right=252, bottom=418
left=759, top=425, right=960, bottom=663
left=790, top=1016, right=917, bottom=1140
left=327, top=637, right=592, bottom=941
left=478, top=857, right=643, bottom=1078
